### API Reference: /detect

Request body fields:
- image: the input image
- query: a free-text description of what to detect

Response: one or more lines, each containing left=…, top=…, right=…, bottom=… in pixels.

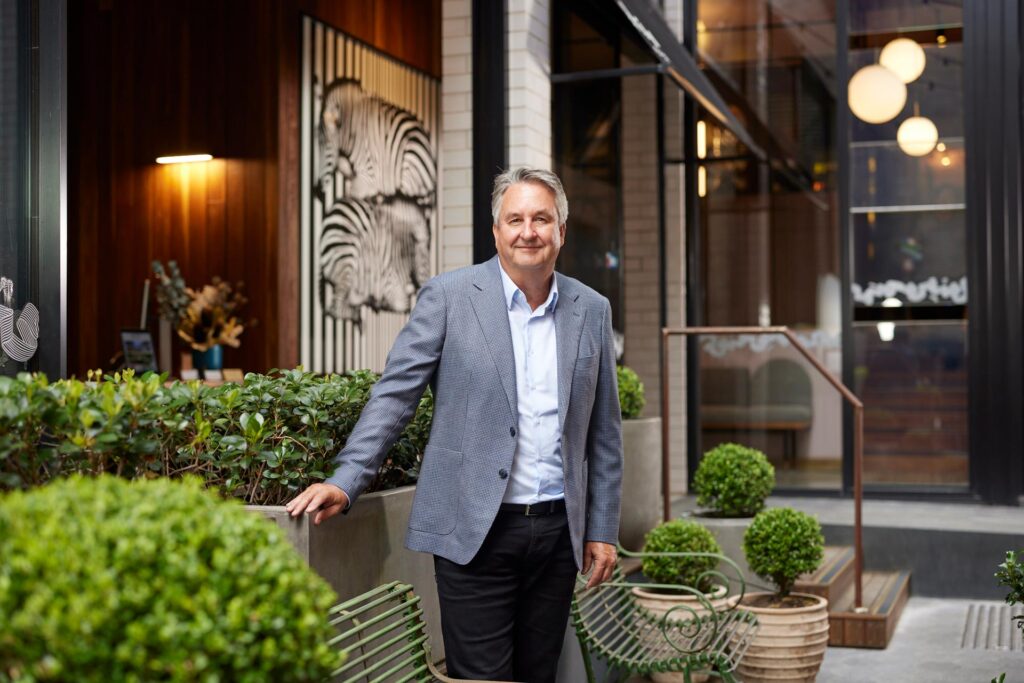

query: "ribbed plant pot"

left=736, top=592, right=829, bottom=683
left=619, top=417, right=662, bottom=551
left=631, top=585, right=733, bottom=683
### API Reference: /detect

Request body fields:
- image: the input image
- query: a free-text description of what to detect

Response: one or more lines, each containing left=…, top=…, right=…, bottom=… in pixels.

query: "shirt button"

left=498, top=468, right=509, bottom=479
left=510, top=427, right=517, bottom=437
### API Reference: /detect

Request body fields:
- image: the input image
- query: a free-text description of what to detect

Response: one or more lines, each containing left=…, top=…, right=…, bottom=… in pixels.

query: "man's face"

left=493, top=181, right=566, bottom=275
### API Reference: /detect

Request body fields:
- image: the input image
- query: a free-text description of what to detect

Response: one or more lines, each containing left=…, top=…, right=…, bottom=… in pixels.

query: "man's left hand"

left=582, top=541, right=617, bottom=589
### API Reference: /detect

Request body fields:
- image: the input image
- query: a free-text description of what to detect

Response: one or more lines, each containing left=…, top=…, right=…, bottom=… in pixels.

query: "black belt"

left=498, top=499, right=566, bottom=517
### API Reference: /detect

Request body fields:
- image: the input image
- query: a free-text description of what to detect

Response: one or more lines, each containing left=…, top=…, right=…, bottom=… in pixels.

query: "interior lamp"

left=156, top=154, right=213, bottom=164
left=848, top=65, right=907, bottom=124
left=897, top=114, right=938, bottom=156
left=879, top=38, right=926, bottom=84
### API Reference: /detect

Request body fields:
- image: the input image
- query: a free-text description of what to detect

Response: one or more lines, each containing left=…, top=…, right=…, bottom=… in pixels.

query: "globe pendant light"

left=848, top=65, right=907, bottom=124
left=897, top=105, right=938, bottom=156
left=879, top=38, right=926, bottom=84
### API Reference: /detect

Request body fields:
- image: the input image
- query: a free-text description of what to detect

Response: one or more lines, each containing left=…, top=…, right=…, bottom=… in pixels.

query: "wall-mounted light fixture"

left=156, top=154, right=213, bottom=165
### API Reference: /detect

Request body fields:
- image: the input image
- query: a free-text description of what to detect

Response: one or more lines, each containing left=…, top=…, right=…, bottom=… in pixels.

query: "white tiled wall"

left=441, top=0, right=474, bottom=271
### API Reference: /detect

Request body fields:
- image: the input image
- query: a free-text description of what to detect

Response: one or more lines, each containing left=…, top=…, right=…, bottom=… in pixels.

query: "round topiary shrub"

left=743, top=507, right=824, bottom=598
left=0, top=475, right=342, bottom=682
left=693, top=442, right=775, bottom=517
left=641, top=519, right=722, bottom=593
left=617, top=365, right=646, bottom=419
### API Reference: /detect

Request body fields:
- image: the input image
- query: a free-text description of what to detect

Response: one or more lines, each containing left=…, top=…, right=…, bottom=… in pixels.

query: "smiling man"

left=286, top=168, right=623, bottom=682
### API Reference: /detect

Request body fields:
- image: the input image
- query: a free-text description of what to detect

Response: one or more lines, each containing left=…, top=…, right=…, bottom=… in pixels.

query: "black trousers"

left=434, top=508, right=578, bottom=683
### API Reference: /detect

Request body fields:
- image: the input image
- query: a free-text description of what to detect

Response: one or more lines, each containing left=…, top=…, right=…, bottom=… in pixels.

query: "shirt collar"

left=497, top=262, right=559, bottom=313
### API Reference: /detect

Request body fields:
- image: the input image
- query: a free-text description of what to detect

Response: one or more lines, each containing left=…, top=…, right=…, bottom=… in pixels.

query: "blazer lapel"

left=469, top=258, right=518, bottom=420
left=555, top=273, right=587, bottom=430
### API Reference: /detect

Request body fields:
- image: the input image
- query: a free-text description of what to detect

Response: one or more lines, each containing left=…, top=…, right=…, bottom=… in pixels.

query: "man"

left=286, top=167, right=623, bottom=682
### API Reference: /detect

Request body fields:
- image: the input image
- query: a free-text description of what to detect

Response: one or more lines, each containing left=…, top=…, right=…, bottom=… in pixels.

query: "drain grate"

left=961, top=603, right=1024, bottom=651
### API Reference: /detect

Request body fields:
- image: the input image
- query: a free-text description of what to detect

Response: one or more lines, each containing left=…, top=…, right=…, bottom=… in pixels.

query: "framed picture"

left=120, top=329, right=158, bottom=373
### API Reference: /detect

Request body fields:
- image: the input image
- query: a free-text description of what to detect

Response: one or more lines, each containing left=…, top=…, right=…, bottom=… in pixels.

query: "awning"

left=614, top=0, right=766, bottom=160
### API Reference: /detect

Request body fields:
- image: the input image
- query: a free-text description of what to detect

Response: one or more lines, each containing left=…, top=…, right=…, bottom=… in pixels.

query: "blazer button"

left=498, top=468, right=509, bottom=479
left=510, top=427, right=516, bottom=437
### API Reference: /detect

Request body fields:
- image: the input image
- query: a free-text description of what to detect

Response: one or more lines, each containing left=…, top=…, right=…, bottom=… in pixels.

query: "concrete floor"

left=818, top=597, right=1023, bottom=682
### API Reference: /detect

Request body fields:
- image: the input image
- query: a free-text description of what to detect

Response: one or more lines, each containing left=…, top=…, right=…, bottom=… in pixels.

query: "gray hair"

left=491, top=167, right=569, bottom=227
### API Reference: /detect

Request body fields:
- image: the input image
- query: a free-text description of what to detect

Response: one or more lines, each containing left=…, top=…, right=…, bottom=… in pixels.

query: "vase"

left=192, top=344, right=224, bottom=372
left=734, top=592, right=830, bottom=683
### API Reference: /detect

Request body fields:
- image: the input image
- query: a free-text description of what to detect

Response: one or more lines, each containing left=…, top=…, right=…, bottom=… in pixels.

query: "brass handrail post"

left=660, top=325, right=864, bottom=609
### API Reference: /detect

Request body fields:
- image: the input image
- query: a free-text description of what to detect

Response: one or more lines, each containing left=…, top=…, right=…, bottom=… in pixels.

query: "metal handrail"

left=661, top=325, right=864, bottom=608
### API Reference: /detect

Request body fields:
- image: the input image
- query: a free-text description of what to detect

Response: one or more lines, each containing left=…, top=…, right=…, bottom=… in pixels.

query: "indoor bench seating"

left=325, top=581, right=517, bottom=683
left=571, top=551, right=759, bottom=683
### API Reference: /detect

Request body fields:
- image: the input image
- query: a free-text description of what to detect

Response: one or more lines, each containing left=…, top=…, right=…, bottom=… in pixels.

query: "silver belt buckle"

left=524, top=503, right=538, bottom=517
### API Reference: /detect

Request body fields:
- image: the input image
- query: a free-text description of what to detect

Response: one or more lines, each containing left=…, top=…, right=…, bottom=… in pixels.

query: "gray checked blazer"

left=325, top=255, right=623, bottom=568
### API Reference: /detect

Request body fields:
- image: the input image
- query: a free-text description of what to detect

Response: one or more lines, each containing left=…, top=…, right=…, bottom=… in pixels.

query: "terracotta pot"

left=631, top=585, right=733, bottom=683
left=736, top=592, right=829, bottom=682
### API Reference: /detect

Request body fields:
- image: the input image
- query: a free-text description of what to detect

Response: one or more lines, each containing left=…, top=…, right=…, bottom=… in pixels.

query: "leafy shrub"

left=743, top=507, right=824, bottom=598
left=0, top=475, right=342, bottom=682
left=693, top=443, right=775, bottom=517
left=995, top=550, right=1024, bottom=632
left=0, top=368, right=432, bottom=504
left=641, top=519, right=721, bottom=593
left=617, top=365, right=645, bottom=419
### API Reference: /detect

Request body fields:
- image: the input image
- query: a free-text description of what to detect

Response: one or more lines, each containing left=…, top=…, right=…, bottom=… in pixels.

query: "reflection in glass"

left=853, top=322, right=968, bottom=486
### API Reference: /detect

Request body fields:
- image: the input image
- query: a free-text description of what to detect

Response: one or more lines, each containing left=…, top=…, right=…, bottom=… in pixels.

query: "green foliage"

left=743, top=507, right=824, bottom=598
left=0, top=475, right=342, bottom=682
left=693, top=443, right=775, bottom=517
left=995, top=550, right=1024, bottom=632
left=0, top=368, right=432, bottom=504
left=617, top=365, right=645, bottom=419
left=641, top=519, right=721, bottom=593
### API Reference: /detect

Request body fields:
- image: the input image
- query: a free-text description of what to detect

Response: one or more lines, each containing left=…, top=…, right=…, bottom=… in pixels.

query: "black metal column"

left=471, top=0, right=507, bottom=264
left=682, top=0, right=703, bottom=483
left=965, top=0, right=1024, bottom=505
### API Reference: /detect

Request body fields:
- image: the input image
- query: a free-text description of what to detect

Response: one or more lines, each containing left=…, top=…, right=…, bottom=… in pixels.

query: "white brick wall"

left=506, top=0, right=551, bottom=169
left=441, top=0, right=474, bottom=271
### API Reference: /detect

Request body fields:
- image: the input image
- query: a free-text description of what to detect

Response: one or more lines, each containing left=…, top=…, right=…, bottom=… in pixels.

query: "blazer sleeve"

left=583, top=297, right=623, bottom=544
left=324, top=277, right=446, bottom=506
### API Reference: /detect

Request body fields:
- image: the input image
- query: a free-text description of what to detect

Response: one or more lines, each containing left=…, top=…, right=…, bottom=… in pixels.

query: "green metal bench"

left=571, top=550, right=759, bottom=683
left=326, top=581, right=517, bottom=683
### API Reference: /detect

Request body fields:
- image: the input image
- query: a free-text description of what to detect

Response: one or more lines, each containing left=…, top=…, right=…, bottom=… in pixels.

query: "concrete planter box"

left=619, top=417, right=663, bottom=551
left=249, top=485, right=444, bottom=658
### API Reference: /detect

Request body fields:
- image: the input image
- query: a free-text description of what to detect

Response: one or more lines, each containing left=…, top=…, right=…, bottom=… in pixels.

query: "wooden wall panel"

left=69, top=0, right=441, bottom=378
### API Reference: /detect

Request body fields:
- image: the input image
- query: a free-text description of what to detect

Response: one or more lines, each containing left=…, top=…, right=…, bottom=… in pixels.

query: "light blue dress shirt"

left=498, top=264, right=564, bottom=505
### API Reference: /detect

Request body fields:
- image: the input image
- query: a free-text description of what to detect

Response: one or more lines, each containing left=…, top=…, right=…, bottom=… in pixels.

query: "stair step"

left=794, top=545, right=855, bottom=605
left=827, top=569, right=912, bottom=648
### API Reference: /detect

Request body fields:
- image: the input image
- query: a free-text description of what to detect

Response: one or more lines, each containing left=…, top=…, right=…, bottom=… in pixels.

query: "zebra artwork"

left=301, top=17, right=439, bottom=373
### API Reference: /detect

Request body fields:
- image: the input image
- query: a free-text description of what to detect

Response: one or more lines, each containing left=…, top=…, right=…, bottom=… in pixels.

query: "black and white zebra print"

left=319, top=196, right=431, bottom=324
left=317, top=78, right=436, bottom=208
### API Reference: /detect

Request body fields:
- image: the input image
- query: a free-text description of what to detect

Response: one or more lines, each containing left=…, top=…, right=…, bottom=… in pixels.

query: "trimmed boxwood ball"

left=641, top=519, right=721, bottom=593
left=743, top=507, right=824, bottom=598
left=0, top=475, right=343, bottom=682
left=693, top=442, right=775, bottom=517
left=617, top=365, right=646, bottom=419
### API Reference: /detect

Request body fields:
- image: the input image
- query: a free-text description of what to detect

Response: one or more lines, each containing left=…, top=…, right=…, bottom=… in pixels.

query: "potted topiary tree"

left=737, top=507, right=828, bottom=683
left=617, top=365, right=663, bottom=550
left=0, top=475, right=343, bottom=681
left=630, top=519, right=736, bottom=683
left=688, top=442, right=775, bottom=582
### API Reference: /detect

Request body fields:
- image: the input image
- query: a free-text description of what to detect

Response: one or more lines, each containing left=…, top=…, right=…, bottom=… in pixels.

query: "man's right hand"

left=285, top=483, right=350, bottom=525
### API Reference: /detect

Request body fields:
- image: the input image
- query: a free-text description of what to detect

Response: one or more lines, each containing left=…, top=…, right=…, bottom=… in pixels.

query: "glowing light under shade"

left=848, top=65, right=907, bottom=124
left=697, top=121, right=707, bottom=159
left=897, top=116, right=938, bottom=156
left=879, top=38, right=926, bottom=84
left=156, top=154, right=213, bottom=164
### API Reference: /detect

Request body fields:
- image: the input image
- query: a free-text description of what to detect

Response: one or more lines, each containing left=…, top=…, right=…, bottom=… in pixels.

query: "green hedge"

left=641, top=519, right=721, bottom=593
left=0, top=475, right=342, bottom=682
left=743, top=507, right=824, bottom=598
left=617, top=365, right=645, bottom=419
left=0, top=368, right=432, bottom=505
left=692, top=443, right=775, bottom=517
